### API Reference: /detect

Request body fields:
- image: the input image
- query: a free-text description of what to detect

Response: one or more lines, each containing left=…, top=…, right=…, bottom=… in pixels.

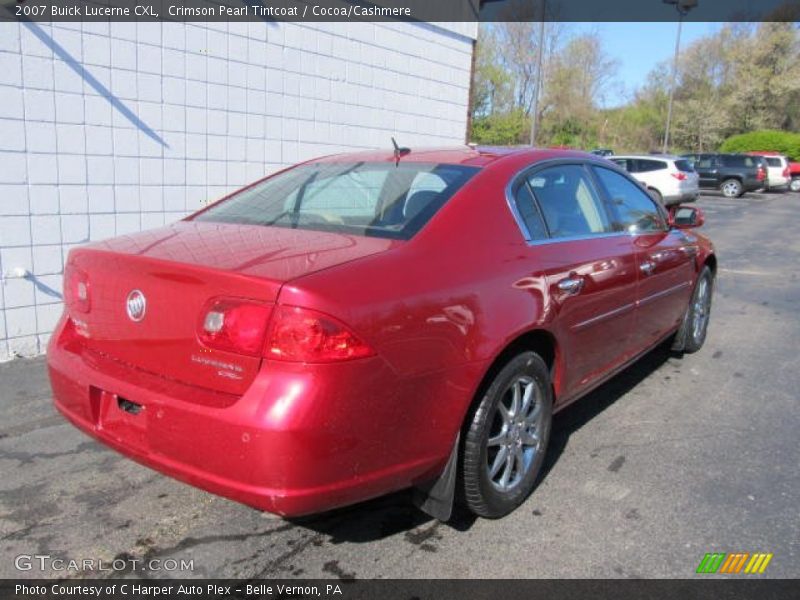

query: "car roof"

left=611, top=154, right=681, bottom=160
left=745, top=151, right=787, bottom=159
left=308, top=146, right=598, bottom=169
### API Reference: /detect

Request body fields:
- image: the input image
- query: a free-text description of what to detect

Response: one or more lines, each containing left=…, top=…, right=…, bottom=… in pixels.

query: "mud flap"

left=412, top=433, right=459, bottom=521
left=671, top=298, right=691, bottom=352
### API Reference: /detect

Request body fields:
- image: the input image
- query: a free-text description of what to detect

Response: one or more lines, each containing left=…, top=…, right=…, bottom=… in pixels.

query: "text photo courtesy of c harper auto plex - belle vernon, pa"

left=0, top=0, right=798, bottom=599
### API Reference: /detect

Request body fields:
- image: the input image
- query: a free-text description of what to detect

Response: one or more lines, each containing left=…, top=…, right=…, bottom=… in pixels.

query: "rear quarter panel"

left=278, top=158, right=556, bottom=462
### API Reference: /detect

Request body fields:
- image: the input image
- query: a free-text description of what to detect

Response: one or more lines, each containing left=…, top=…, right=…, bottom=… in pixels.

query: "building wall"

left=0, top=20, right=477, bottom=360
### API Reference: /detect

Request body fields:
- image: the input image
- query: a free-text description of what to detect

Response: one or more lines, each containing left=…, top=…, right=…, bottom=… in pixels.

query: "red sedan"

left=48, top=147, right=715, bottom=519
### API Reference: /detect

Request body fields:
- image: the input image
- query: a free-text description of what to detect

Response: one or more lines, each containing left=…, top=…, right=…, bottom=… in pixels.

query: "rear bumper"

left=48, top=317, right=474, bottom=516
left=766, top=178, right=790, bottom=190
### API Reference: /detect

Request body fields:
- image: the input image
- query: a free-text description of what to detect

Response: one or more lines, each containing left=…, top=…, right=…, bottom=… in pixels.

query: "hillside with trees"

left=469, top=22, right=800, bottom=155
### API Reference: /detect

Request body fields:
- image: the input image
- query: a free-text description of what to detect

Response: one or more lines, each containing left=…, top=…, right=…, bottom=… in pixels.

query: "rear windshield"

left=674, top=159, right=695, bottom=172
left=766, top=157, right=782, bottom=167
left=193, top=162, right=479, bottom=240
left=637, top=159, right=667, bottom=172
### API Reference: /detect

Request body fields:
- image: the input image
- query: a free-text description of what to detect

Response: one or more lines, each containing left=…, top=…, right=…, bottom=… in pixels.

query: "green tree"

left=720, top=130, right=800, bottom=160
left=470, top=26, right=514, bottom=118
left=724, top=22, right=800, bottom=132
left=470, top=109, right=529, bottom=145
left=541, top=32, right=617, bottom=148
left=467, top=21, right=800, bottom=153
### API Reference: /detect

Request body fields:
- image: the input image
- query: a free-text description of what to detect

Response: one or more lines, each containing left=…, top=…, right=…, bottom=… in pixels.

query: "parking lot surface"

left=1, top=191, right=798, bottom=579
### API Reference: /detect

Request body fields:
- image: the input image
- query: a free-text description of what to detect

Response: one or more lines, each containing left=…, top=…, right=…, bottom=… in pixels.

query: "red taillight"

left=266, top=305, right=375, bottom=363
left=671, top=172, right=688, bottom=181
left=757, top=166, right=766, bottom=181
left=783, top=166, right=790, bottom=178
left=64, top=264, right=90, bottom=313
left=197, top=298, right=272, bottom=356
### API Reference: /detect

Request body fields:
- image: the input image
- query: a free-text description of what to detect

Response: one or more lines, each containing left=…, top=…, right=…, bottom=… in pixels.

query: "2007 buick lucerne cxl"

left=48, top=146, right=715, bottom=520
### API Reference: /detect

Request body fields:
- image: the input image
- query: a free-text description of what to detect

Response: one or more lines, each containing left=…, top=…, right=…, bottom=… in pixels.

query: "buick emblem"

left=126, top=290, right=147, bottom=322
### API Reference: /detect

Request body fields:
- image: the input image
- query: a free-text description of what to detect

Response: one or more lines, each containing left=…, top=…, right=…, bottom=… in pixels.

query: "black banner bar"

left=2, top=0, right=799, bottom=23
left=1, top=580, right=799, bottom=600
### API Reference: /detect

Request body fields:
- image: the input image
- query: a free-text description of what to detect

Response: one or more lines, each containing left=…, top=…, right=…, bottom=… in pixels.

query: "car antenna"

left=391, top=137, right=411, bottom=167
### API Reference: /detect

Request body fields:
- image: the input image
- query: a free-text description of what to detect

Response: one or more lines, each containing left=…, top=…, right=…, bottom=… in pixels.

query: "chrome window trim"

left=525, top=230, right=632, bottom=246
left=504, top=157, right=638, bottom=246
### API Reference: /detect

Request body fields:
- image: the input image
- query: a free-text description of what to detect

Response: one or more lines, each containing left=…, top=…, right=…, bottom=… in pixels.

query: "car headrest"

left=403, top=190, right=440, bottom=221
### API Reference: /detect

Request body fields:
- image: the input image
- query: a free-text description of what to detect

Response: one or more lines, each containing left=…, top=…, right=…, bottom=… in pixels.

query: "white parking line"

left=719, top=268, right=780, bottom=277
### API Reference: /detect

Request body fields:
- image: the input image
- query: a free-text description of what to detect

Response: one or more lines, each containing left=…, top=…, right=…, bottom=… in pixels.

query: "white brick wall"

left=0, top=21, right=477, bottom=360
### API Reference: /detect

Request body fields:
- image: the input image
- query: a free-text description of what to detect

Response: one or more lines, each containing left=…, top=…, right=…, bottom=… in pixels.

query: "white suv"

left=761, top=155, right=791, bottom=190
left=609, top=155, right=700, bottom=206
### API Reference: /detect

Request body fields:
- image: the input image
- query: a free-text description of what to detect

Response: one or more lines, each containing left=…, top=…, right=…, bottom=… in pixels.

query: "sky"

left=572, top=22, right=722, bottom=108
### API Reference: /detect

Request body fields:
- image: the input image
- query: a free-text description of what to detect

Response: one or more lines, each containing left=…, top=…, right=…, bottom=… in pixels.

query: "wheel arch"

left=415, top=328, right=560, bottom=521
left=470, top=328, right=560, bottom=413
left=719, top=175, right=744, bottom=189
left=704, top=253, right=717, bottom=276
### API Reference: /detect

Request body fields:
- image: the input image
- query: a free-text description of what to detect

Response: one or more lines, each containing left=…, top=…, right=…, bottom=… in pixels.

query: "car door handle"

left=557, top=276, right=584, bottom=294
left=640, top=260, right=656, bottom=275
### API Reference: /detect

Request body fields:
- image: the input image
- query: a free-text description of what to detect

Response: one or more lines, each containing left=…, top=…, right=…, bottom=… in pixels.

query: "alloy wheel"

left=722, top=181, right=741, bottom=198
left=485, top=376, right=544, bottom=492
left=692, top=277, right=711, bottom=343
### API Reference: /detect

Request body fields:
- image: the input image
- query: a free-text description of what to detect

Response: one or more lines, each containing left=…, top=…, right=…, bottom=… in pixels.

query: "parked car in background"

left=590, top=148, right=614, bottom=157
left=790, top=161, right=800, bottom=192
left=609, top=155, right=699, bottom=206
left=745, top=152, right=792, bottom=191
left=47, top=147, right=716, bottom=521
left=682, top=153, right=767, bottom=198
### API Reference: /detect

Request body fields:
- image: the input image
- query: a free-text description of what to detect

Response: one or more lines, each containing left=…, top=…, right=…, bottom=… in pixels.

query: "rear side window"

left=527, top=165, right=613, bottom=238
left=674, top=159, right=695, bottom=172
left=513, top=182, right=548, bottom=241
left=194, top=162, right=478, bottom=240
left=722, top=155, right=755, bottom=168
left=696, top=157, right=714, bottom=169
left=610, top=158, right=633, bottom=172
left=637, top=159, right=667, bottom=172
left=592, top=167, right=666, bottom=233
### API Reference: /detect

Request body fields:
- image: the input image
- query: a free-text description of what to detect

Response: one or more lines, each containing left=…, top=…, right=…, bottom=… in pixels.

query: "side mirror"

left=669, top=205, right=705, bottom=229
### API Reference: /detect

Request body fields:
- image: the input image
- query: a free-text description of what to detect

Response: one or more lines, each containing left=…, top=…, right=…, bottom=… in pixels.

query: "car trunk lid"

left=65, top=221, right=397, bottom=395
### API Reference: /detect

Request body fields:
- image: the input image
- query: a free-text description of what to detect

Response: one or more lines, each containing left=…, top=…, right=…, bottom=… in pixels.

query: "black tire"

left=648, top=188, right=663, bottom=204
left=462, top=352, right=553, bottom=518
left=674, top=266, right=714, bottom=353
left=720, top=178, right=743, bottom=198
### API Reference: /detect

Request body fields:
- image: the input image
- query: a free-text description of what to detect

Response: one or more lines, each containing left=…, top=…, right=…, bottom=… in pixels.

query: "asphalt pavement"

left=1, top=190, right=798, bottom=579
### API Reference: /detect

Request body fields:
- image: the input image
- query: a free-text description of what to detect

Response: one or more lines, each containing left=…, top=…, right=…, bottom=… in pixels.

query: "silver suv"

left=610, top=155, right=700, bottom=206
